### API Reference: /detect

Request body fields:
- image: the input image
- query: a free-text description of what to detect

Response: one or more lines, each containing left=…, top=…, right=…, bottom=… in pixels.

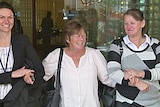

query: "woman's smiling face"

left=124, top=14, right=145, bottom=37
left=66, top=28, right=87, bottom=50
left=0, top=8, right=14, bottom=33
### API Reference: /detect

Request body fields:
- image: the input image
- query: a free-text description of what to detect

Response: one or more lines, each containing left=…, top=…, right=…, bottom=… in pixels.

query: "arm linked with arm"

left=24, top=35, right=45, bottom=86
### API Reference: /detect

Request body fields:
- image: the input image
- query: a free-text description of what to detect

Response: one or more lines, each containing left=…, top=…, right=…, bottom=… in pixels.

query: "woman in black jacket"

left=0, top=1, right=45, bottom=107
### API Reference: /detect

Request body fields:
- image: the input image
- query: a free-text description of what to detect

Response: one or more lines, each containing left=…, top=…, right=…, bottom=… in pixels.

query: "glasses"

left=0, top=15, right=14, bottom=21
left=72, top=34, right=86, bottom=38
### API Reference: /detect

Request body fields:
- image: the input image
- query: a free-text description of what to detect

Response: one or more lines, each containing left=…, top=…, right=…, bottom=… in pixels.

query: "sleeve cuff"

left=143, top=70, right=151, bottom=79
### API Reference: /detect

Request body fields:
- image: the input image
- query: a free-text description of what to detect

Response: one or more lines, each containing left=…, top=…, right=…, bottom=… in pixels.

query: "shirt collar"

left=124, top=34, right=150, bottom=45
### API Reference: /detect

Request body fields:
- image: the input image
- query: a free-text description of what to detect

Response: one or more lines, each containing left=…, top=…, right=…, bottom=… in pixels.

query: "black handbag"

left=101, top=85, right=117, bottom=107
left=42, top=48, right=63, bottom=107
left=101, top=37, right=123, bottom=107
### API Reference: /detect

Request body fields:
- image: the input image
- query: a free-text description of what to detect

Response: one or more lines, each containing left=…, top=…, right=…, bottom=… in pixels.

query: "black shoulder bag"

left=101, top=38, right=123, bottom=107
left=42, top=48, right=63, bottom=107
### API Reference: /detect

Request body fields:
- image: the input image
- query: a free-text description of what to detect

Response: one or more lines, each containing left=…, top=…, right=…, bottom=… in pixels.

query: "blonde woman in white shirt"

left=42, top=19, right=116, bottom=107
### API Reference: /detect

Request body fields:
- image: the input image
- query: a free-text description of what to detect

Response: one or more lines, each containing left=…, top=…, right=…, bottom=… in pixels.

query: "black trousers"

left=116, top=101, right=144, bottom=107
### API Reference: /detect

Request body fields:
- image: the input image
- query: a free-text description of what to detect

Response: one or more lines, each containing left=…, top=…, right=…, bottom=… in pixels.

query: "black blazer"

left=0, top=33, right=45, bottom=107
left=0, top=32, right=45, bottom=86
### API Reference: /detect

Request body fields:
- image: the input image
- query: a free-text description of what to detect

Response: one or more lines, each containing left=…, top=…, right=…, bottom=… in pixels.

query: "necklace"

left=0, top=46, right=11, bottom=73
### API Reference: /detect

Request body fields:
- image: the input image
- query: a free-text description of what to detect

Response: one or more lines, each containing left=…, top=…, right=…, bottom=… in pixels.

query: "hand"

left=135, top=80, right=150, bottom=92
left=124, top=70, right=131, bottom=80
left=128, top=76, right=139, bottom=86
left=12, top=66, right=34, bottom=78
left=125, top=69, right=144, bottom=78
left=128, top=77, right=150, bottom=92
left=23, top=72, right=35, bottom=84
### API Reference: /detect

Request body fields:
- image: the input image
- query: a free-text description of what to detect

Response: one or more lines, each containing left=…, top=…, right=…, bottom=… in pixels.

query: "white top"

left=124, top=34, right=150, bottom=51
left=43, top=47, right=116, bottom=107
left=0, top=46, right=13, bottom=99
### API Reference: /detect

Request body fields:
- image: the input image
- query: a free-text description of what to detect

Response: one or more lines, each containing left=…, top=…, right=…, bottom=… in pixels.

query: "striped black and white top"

left=108, top=34, right=160, bottom=107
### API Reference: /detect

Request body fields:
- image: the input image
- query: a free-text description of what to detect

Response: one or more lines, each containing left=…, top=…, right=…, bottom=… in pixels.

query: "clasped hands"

left=124, top=69, right=150, bottom=92
left=11, top=66, right=35, bottom=85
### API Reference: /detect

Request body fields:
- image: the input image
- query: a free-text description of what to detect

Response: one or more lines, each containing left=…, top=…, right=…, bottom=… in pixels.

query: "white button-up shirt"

left=43, top=47, right=115, bottom=107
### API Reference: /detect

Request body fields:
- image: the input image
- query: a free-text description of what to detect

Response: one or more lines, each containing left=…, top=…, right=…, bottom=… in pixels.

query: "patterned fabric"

left=107, top=35, right=160, bottom=107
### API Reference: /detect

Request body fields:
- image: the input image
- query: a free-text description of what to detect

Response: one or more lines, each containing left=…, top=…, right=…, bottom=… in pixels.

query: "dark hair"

left=0, top=1, right=15, bottom=16
left=123, top=8, right=147, bottom=35
left=47, top=11, right=51, bottom=17
left=63, top=19, right=87, bottom=46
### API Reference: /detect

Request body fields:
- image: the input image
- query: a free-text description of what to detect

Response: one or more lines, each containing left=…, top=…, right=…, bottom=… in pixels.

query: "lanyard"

left=0, top=47, right=10, bottom=73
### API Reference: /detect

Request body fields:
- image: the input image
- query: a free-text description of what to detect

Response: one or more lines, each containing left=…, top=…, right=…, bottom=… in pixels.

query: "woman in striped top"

left=107, top=9, right=160, bottom=107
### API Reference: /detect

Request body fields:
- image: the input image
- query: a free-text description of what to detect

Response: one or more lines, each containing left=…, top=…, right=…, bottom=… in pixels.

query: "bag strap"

left=55, top=48, right=63, bottom=89
left=118, top=37, right=123, bottom=56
